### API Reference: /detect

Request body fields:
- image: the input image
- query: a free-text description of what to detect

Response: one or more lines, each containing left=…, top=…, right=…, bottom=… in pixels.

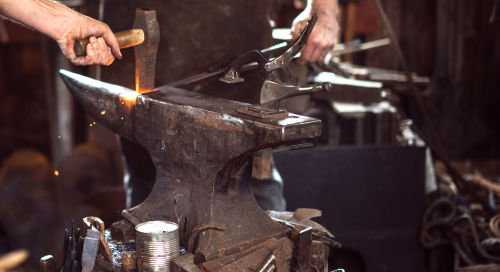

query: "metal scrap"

left=83, top=216, right=113, bottom=262
left=81, top=229, right=100, bottom=272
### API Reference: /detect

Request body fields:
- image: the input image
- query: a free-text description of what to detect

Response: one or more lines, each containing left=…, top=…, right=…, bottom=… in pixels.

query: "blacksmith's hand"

left=291, top=0, right=339, bottom=65
left=56, top=14, right=122, bottom=66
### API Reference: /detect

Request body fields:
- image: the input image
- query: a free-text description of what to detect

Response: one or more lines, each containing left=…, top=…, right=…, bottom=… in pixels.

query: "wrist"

left=308, top=0, right=337, bottom=17
left=37, top=0, right=83, bottom=40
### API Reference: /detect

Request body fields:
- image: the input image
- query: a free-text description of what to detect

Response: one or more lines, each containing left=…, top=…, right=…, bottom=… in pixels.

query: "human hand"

left=56, top=14, right=122, bottom=66
left=291, top=6, right=339, bottom=64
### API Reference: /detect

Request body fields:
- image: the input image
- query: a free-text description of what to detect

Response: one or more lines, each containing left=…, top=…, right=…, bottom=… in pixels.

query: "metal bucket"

left=135, top=221, right=180, bottom=272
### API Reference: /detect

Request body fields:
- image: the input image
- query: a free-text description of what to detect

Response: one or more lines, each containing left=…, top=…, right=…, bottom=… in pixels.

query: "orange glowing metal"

left=120, top=91, right=138, bottom=103
left=135, top=75, right=139, bottom=92
left=137, top=88, right=154, bottom=94
left=135, top=75, right=155, bottom=94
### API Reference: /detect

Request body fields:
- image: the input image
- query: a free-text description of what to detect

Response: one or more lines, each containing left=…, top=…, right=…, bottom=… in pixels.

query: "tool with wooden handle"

left=73, top=28, right=144, bottom=57
left=0, top=249, right=29, bottom=272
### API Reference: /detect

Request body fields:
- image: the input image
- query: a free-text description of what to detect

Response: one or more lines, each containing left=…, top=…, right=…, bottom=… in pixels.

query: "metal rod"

left=257, top=254, right=276, bottom=272
left=332, top=38, right=390, bottom=56
left=265, top=264, right=276, bottom=272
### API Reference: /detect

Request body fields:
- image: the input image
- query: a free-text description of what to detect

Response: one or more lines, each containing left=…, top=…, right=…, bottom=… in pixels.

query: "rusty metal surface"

left=200, top=237, right=294, bottom=272
left=121, top=251, right=136, bottom=270
left=235, top=106, right=288, bottom=120
left=310, top=241, right=329, bottom=272
left=171, top=254, right=203, bottom=272
left=110, top=220, right=135, bottom=242
left=93, top=230, right=136, bottom=272
left=294, top=227, right=312, bottom=272
left=252, top=148, right=272, bottom=180
left=60, top=70, right=322, bottom=266
left=132, top=9, right=160, bottom=93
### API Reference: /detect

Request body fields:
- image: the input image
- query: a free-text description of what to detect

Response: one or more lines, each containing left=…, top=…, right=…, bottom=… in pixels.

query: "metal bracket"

left=236, top=105, right=288, bottom=119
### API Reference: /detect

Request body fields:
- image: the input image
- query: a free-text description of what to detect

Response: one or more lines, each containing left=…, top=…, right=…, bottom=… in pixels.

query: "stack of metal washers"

left=135, top=221, right=180, bottom=272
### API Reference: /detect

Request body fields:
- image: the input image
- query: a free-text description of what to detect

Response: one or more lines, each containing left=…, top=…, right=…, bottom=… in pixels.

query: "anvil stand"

left=60, top=70, right=322, bottom=269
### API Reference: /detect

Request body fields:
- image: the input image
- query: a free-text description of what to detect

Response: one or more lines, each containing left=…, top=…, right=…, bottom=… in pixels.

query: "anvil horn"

left=59, top=69, right=136, bottom=141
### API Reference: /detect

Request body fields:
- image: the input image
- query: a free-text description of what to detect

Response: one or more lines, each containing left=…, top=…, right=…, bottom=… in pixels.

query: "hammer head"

left=133, top=9, right=160, bottom=93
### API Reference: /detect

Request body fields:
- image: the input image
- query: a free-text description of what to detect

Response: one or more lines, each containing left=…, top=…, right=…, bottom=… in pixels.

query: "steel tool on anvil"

left=219, top=13, right=332, bottom=107
left=163, top=14, right=333, bottom=107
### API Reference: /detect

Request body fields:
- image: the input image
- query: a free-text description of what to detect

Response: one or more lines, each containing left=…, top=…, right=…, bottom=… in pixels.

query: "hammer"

left=73, top=29, right=144, bottom=57
left=74, top=9, right=160, bottom=93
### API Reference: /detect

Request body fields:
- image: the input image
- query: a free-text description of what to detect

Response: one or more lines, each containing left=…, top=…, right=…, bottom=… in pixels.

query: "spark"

left=121, top=91, right=138, bottom=103
left=101, top=110, right=106, bottom=115
left=54, top=170, right=59, bottom=176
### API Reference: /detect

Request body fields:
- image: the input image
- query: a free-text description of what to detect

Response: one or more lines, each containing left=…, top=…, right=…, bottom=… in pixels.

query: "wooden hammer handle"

left=74, top=28, right=144, bottom=57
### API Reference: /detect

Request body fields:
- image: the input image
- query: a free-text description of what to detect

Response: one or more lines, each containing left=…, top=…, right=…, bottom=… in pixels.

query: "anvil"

left=59, top=70, right=321, bottom=263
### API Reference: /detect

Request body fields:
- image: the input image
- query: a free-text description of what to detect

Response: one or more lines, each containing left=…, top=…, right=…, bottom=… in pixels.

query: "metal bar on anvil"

left=163, top=41, right=289, bottom=89
left=163, top=38, right=390, bottom=90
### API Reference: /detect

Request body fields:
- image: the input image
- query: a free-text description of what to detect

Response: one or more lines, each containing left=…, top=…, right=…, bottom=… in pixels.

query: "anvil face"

left=59, top=70, right=322, bottom=262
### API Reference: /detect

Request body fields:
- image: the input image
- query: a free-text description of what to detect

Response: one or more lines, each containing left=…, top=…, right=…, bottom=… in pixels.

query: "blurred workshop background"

left=0, top=0, right=499, bottom=271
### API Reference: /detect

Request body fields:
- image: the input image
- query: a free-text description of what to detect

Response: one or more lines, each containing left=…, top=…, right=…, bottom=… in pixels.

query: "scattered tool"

left=40, top=255, right=56, bottom=272
left=83, top=216, right=113, bottom=262
left=60, top=221, right=81, bottom=272
left=0, top=249, right=29, bottom=272
left=81, top=229, right=100, bottom=272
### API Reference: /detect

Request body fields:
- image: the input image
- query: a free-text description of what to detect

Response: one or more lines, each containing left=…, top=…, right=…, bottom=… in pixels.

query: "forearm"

left=0, top=0, right=82, bottom=40
left=306, top=0, right=338, bottom=18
